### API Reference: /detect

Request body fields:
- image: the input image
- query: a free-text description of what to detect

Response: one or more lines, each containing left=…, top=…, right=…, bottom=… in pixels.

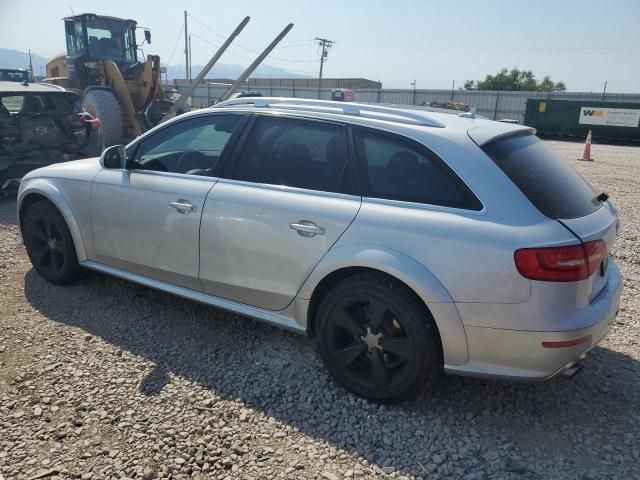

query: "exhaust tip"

left=562, top=362, right=584, bottom=379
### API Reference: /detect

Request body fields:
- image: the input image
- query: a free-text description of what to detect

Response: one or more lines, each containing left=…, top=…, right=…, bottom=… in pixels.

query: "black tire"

left=83, top=89, right=122, bottom=148
left=22, top=200, right=85, bottom=285
left=315, top=272, right=442, bottom=404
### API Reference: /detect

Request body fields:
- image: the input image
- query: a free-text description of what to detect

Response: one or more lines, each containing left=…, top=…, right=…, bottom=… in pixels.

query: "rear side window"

left=482, top=133, right=599, bottom=219
left=352, top=128, right=482, bottom=210
left=233, top=116, right=355, bottom=194
left=1, top=96, right=25, bottom=114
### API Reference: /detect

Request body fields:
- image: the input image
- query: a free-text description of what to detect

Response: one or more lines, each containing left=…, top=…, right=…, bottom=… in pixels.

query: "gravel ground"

left=0, top=140, right=639, bottom=480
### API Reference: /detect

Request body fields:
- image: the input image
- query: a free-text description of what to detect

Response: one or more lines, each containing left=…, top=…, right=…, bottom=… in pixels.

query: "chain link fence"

left=164, top=81, right=640, bottom=124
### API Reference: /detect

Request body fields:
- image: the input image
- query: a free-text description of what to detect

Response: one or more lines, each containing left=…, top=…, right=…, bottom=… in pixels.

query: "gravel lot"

left=1, top=140, right=639, bottom=480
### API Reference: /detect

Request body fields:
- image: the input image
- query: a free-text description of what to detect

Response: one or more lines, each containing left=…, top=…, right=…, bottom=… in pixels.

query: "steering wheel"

left=176, top=151, right=210, bottom=174
left=140, top=158, right=167, bottom=172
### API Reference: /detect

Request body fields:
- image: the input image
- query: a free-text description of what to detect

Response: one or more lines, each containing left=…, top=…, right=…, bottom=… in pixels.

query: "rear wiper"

left=595, top=192, right=609, bottom=203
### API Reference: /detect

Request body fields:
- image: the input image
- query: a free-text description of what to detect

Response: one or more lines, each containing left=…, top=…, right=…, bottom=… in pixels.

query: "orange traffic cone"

left=578, top=130, right=594, bottom=161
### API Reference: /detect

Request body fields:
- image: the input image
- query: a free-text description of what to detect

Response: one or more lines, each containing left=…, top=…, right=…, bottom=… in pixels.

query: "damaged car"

left=0, top=81, right=101, bottom=194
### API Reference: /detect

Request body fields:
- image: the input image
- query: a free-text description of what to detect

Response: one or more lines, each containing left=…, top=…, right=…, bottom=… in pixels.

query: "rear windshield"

left=482, top=133, right=600, bottom=219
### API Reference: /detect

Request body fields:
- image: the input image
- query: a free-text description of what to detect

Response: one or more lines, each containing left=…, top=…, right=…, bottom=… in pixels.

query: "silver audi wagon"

left=17, top=98, right=623, bottom=403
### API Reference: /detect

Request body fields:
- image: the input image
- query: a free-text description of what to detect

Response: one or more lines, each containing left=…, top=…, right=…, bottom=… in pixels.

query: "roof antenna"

left=70, top=4, right=75, bottom=16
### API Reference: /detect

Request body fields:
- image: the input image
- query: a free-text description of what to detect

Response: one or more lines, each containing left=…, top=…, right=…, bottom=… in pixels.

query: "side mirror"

left=144, top=30, right=151, bottom=45
left=100, top=145, right=127, bottom=169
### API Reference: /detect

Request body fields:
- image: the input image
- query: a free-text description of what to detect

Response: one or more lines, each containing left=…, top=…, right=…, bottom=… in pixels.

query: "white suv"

left=17, top=98, right=623, bottom=403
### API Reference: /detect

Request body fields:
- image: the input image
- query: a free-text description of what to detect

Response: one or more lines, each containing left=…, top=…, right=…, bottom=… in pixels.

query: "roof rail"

left=212, top=97, right=446, bottom=128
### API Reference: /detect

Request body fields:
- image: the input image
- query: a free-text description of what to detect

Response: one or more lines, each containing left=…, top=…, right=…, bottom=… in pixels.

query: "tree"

left=464, top=68, right=566, bottom=92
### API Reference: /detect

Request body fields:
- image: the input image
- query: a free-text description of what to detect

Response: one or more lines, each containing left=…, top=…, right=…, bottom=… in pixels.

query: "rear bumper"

left=446, top=261, right=623, bottom=380
left=0, top=144, right=99, bottom=182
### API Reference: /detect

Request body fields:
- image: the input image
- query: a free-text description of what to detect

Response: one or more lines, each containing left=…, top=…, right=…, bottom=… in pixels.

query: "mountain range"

left=0, top=48, right=307, bottom=80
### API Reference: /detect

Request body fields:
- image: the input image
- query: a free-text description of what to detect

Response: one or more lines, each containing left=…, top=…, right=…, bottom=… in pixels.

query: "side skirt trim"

left=81, top=260, right=306, bottom=334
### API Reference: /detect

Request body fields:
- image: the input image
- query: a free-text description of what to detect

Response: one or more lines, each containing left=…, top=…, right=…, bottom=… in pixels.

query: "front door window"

left=130, top=115, right=242, bottom=176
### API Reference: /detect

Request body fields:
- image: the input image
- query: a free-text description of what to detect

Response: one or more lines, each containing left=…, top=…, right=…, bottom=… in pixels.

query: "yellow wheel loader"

left=46, top=13, right=187, bottom=147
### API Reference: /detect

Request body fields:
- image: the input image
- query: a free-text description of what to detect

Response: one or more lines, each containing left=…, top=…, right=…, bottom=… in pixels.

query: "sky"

left=1, top=0, right=639, bottom=92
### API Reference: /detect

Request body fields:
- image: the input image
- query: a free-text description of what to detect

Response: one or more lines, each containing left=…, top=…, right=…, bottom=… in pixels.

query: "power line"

left=315, top=37, right=334, bottom=98
left=189, top=32, right=254, bottom=62
left=274, top=40, right=316, bottom=49
left=166, top=22, right=184, bottom=66
left=188, top=32, right=317, bottom=75
left=187, top=13, right=316, bottom=63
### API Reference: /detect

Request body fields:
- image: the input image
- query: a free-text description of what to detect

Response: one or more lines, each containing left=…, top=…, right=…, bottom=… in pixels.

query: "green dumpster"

left=524, top=99, right=640, bottom=142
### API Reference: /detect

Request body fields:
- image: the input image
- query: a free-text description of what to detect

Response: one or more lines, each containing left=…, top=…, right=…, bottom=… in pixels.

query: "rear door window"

left=482, top=132, right=599, bottom=219
left=352, top=127, right=482, bottom=210
left=232, top=116, right=356, bottom=195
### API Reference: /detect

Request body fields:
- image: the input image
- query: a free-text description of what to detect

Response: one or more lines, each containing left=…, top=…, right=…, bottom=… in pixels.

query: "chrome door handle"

left=290, top=221, right=325, bottom=237
left=170, top=200, right=197, bottom=214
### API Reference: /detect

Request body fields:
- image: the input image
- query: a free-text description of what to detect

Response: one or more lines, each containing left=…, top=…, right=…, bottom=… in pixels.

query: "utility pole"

left=602, top=80, right=608, bottom=100
left=450, top=80, right=455, bottom=101
left=28, top=50, right=34, bottom=81
left=184, top=11, right=189, bottom=80
left=189, top=35, right=192, bottom=81
left=315, top=37, right=334, bottom=99
left=411, top=79, right=416, bottom=105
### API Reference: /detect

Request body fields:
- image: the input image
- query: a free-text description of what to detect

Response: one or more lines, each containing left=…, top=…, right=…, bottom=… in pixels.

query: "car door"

left=199, top=115, right=361, bottom=310
left=90, top=113, right=244, bottom=290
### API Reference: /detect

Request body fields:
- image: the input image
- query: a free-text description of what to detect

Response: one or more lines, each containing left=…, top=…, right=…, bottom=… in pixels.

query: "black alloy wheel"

left=315, top=272, right=442, bottom=403
left=23, top=200, right=84, bottom=284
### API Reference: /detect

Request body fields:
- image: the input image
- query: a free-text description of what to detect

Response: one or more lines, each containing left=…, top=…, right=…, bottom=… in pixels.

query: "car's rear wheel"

left=22, top=200, right=85, bottom=284
left=315, top=272, right=442, bottom=403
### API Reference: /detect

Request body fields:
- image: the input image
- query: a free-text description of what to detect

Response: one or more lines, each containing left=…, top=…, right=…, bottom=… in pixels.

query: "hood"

left=22, top=156, right=102, bottom=182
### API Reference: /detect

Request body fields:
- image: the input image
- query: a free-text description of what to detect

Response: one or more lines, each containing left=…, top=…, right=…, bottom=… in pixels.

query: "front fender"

left=298, top=244, right=469, bottom=365
left=17, top=177, right=88, bottom=262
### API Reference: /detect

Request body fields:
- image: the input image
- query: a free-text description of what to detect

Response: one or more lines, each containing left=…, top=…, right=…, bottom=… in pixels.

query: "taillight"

left=542, top=335, right=592, bottom=348
left=86, top=117, right=101, bottom=131
left=583, top=240, right=607, bottom=274
left=514, top=240, right=607, bottom=282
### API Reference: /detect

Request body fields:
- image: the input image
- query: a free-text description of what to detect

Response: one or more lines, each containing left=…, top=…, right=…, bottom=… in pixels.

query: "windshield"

left=86, top=18, right=137, bottom=64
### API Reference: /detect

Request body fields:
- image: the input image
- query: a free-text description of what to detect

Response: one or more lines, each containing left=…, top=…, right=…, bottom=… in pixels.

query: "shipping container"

left=524, top=99, right=640, bottom=142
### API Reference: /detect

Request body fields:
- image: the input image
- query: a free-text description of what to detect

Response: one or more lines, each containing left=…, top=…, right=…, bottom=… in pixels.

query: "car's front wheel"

left=22, top=200, right=85, bottom=284
left=315, top=272, right=442, bottom=403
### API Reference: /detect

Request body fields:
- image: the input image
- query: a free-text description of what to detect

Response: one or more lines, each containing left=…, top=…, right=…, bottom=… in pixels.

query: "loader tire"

left=83, top=89, right=123, bottom=148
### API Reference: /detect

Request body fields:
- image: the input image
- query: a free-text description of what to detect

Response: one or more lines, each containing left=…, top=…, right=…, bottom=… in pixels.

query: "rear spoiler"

left=467, top=123, right=535, bottom=147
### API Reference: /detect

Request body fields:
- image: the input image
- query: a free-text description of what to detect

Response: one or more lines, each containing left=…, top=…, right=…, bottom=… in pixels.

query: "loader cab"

left=63, top=14, right=141, bottom=86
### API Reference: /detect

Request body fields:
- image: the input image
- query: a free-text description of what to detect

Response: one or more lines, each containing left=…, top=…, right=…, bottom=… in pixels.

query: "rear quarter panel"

left=328, top=122, right=579, bottom=304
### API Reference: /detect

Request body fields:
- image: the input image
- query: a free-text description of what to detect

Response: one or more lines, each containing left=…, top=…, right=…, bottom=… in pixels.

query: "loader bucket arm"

left=104, top=60, right=141, bottom=137
left=136, top=55, right=163, bottom=110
